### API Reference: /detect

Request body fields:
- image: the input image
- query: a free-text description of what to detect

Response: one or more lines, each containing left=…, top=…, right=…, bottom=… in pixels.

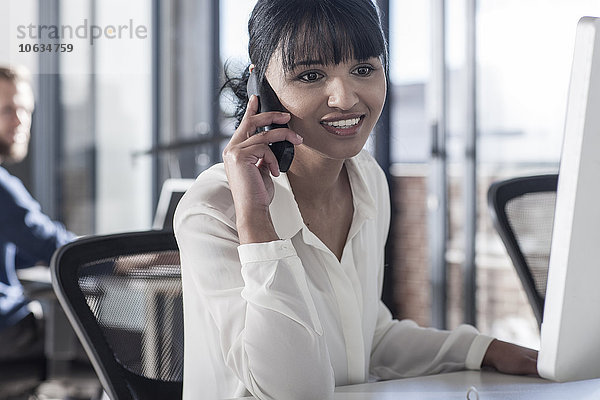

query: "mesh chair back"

left=487, top=174, right=558, bottom=328
left=51, top=230, right=183, bottom=400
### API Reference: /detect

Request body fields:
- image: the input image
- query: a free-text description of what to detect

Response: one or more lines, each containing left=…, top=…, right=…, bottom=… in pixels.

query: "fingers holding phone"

left=246, top=69, right=296, bottom=172
left=222, top=95, right=302, bottom=240
left=224, top=95, right=301, bottom=178
left=234, top=95, right=289, bottom=139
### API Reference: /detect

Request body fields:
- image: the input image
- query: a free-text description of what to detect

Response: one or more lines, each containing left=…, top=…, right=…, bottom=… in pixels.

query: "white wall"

left=2, top=0, right=153, bottom=234
left=0, top=1, right=38, bottom=73
left=93, top=0, right=152, bottom=233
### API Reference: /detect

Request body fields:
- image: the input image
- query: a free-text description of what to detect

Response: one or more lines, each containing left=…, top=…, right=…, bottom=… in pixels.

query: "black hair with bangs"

left=222, top=0, right=388, bottom=127
left=250, top=0, right=387, bottom=77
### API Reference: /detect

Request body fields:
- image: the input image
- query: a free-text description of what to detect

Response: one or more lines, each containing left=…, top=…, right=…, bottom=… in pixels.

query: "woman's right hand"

left=222, top=95, right=302, bottom=244
left=481, top=339, right=539, bottom=376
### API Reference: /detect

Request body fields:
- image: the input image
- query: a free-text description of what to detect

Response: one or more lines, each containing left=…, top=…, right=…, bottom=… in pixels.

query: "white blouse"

left=174, top=150, right=494, bottom=400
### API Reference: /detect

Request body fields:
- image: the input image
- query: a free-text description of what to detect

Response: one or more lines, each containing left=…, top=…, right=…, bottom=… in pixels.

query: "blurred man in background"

left=0, top=66, right=74, bottom=365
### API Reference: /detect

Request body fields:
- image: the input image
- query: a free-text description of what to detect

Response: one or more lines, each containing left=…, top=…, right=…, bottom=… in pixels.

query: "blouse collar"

left=269, top=153, right=377, bottom=240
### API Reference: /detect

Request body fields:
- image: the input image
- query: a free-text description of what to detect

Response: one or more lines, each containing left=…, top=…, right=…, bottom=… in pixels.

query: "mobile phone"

left=247, top=70, right=295, bottom=172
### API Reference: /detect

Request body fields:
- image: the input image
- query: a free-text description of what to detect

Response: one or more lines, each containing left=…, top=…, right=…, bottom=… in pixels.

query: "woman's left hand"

left=481, top=339, right=539, bottom=376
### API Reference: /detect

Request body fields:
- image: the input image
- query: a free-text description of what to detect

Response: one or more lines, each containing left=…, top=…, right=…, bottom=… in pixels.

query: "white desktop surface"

left=16, top=265, right=81, bottom=378
left=16, top=264, right=52, bottom=285
left=233, top=370, right=600, bottom=399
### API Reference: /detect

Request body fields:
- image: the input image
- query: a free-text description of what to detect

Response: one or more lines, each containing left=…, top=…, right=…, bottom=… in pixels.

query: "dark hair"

left=222, top=0, right=388, bottom=127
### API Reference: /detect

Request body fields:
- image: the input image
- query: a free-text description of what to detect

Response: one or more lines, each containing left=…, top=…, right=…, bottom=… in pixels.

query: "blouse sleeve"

left=369, top=301, right=495, bottom=379
left=175, top=209, right=335, bottom=400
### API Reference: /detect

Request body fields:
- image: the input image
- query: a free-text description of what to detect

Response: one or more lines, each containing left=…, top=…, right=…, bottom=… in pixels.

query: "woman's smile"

left=320, top=114, right=365, bottom=136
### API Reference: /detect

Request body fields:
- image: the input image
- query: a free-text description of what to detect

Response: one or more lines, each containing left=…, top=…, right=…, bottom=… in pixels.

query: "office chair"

left=487, top=174, right=558, bottom=328
left=50, top=230, right=183, bottom=400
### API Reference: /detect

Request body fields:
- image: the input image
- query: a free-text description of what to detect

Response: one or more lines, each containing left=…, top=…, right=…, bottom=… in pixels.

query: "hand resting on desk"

left=482, top=339, right=539, bottom=376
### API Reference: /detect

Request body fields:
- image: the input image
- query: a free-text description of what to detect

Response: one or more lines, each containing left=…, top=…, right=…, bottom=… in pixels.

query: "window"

left=473, top=0, right=600, bottom=347
left=389, top=0, right=431, bottom=163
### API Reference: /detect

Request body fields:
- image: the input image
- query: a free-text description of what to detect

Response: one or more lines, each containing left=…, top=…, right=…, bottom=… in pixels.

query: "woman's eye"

left=353, top=66, right=374, bottom=76
left=298, top=71, right=323, bottom=82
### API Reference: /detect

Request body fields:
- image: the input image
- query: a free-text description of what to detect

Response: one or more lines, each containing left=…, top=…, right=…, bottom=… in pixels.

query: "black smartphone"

left=247, top=70, right=295, bottom=172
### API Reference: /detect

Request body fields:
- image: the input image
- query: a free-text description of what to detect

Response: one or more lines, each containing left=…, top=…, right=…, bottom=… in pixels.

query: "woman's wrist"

left=236, top=210, right=279, bottom=244
left=481, top=339, right=499, bottom=369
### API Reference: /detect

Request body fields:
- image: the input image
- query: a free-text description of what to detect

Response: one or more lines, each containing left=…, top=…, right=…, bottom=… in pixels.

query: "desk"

left=17, top=266, right=84, bottom=378
left=235, top=370, right=600, bottom=399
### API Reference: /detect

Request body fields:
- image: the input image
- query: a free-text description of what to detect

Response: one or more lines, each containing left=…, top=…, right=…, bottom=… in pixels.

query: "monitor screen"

left=538, top=16, right=600, bottom=382
left=153, top=179, right=195, bottom=231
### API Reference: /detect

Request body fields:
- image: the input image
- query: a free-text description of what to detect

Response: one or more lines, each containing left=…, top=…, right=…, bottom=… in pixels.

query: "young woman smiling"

left=174, top=1, right=538, bottom=399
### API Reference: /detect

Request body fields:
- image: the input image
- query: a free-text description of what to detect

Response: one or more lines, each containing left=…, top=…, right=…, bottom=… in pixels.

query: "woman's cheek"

left=281, top=95, right=315, bottom=120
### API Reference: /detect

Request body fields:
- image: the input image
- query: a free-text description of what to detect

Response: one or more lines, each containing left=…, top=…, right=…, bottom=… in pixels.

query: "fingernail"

left=296, top=133, right=303, bottom=141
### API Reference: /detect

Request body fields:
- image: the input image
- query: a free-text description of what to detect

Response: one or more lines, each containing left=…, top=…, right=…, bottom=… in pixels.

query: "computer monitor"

left=153, top=179, right=195, bottom=231
left=537, top=16, right=600, bottom=382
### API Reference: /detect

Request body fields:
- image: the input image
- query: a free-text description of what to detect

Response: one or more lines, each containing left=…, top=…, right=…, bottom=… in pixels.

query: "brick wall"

left=388, top=167, right=541, bottom=348
left=390, top=173, right=430, bottom=327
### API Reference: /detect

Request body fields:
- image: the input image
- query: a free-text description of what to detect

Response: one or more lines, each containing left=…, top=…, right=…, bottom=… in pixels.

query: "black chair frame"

left=50, top=230, right=183, bottom=400
left=487, top=174, right=558, bottom=327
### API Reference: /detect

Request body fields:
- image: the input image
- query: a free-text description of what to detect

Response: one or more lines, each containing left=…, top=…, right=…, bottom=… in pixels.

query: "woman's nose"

left=327, top=78, right=359, bottom=110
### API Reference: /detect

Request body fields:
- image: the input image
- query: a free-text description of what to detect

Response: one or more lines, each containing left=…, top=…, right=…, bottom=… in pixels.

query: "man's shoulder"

left=0, top=166, right=32, bottom=204
left=0, top=165, right=12, bottom=185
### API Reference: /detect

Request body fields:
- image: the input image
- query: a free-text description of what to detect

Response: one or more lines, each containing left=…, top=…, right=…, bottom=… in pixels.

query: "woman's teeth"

left=323, top=117, right=360, bottom=128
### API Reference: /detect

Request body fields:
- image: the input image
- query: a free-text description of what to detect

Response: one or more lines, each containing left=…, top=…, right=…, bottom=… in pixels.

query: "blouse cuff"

left=465, top=334, right=495, bottom=370
left=238, top=239, right=297, bottom=264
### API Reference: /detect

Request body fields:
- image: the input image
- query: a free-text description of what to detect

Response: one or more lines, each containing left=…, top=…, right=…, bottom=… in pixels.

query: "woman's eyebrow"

left=290, top=56, right=378, bottom=69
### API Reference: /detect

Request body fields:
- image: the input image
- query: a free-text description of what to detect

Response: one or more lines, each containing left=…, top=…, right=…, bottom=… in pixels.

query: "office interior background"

left=1, top=0, right=599, bottom=352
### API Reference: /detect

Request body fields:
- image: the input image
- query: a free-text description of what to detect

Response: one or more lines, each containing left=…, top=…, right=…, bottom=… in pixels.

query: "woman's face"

left=264, top=52, right=387, bottom=162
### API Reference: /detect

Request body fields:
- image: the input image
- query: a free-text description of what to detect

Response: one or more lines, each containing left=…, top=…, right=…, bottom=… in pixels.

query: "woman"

left=174, top=1, right=538, bottom=399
